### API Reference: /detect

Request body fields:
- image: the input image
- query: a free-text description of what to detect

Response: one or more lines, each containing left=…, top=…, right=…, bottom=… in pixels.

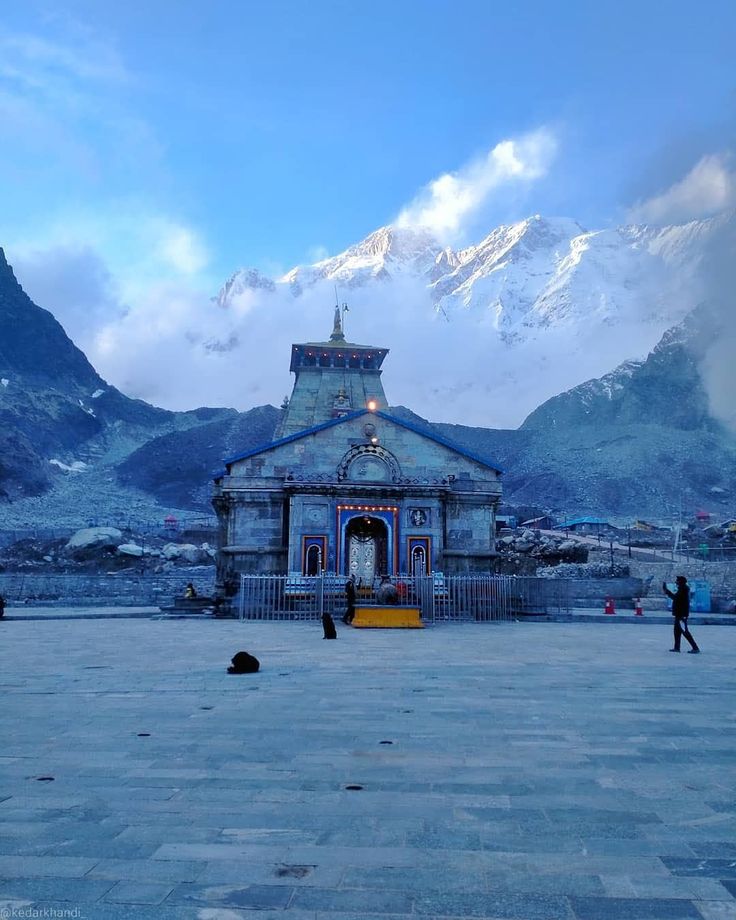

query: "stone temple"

left=213, top=309, right=502, bottom=590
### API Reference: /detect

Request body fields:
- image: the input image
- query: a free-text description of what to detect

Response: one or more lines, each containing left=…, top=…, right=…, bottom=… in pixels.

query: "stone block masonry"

left=0, top=571, right=214, bottom=606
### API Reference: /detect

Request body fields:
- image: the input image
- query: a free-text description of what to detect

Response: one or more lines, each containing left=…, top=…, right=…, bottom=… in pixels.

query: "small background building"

left=518, top=515, right=553, bottom=531
left=557, top=517, right=617, bottom=538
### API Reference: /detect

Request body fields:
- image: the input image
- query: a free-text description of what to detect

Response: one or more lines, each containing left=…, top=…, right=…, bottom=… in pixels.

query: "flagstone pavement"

left=0, top=617, right=735, bottom=920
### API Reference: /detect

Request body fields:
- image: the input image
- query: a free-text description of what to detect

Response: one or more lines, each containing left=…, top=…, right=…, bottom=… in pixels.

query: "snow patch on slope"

left=50, top=459, right=89, bottom=473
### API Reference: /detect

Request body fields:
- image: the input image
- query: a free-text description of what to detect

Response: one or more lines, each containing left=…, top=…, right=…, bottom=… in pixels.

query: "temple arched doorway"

left=345, top=515, right=388, bottom=582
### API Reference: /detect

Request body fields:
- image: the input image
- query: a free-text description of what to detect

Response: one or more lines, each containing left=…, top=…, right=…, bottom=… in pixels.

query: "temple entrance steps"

left=351, top=605, right=424, bottom=628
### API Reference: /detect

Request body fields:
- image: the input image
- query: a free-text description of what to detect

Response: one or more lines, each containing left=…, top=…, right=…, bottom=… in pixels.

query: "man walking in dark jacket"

left=342, top=575, right=357, bottom=624
left=663, top=575, right=700, bottom=653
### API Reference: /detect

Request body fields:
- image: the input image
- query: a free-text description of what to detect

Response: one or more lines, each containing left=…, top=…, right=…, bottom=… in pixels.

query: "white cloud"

left=0, top=30, right=128, bottom=85
left=702, top=332, right=736, bottom=431
left=7, top=204, right=214, bottom=396
left=9, top=125, right=721, bottom=429
left=396, top=128, right=557, bottom=239
left=629, top=154, right=736, bottom=226
left=10, top=205, right=211, bottom=290
left=694, top=217, right=736, bottom=432
left=0, top=22, right=160, bottom=189
left=11, top=245, right=122, bottom=346
left=154, top=222, right=210, bottom=275
left=0, top=26, right=129, bottom=115
left=306, top=244, right=330, bottom=263
left=47, top=258, right=672, bottom=427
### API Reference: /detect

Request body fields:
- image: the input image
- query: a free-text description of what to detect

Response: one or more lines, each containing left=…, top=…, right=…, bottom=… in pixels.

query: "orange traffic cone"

left=604, top=596, right=616, bottom=615
left=634, top=598, right=644, bottom=616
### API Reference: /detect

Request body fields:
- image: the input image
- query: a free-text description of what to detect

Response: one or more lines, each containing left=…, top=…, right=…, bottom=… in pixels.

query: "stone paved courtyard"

left=1, top=618, right=735, bottom=920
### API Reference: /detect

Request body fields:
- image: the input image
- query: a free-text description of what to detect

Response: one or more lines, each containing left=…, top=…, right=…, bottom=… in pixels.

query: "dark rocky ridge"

left=117, top=405, right=283, bottom=509
left=0, top=247, right=101, bottom=389
left=0, top=246, right=233, bottom=504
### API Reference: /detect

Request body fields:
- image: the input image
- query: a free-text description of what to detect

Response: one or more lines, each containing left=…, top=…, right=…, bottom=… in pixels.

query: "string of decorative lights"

left=337, top=505, right=398, bottom=512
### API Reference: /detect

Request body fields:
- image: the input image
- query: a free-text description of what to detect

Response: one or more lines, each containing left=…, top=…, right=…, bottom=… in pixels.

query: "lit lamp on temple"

left=367, top=399, right=377, bottom=411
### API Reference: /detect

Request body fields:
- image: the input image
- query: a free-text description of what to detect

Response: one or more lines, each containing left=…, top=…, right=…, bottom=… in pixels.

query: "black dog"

left=322, top=612, right=337, bottom=639
left=227, top=651, right=260, bottom=674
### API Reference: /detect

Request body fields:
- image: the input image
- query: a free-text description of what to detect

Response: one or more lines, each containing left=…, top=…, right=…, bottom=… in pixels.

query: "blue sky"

left=2, top=0, right=734, bottom=279
left=0, top=0, right=735, bottom=422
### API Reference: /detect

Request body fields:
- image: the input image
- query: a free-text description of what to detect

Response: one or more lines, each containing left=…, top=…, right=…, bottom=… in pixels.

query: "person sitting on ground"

left=376, top=575, right=399, bottom=605
left=184, top=582, right=197, bottom=598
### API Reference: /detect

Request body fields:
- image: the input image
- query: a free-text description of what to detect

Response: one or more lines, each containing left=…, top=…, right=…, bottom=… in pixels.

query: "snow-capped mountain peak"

left=279, top=224, right=443, bottom=292
left=216, top=211, right=728, bottom=333
left=211, top=210, right=731, bottom=427
left=213, top=268, right=275, bottom=307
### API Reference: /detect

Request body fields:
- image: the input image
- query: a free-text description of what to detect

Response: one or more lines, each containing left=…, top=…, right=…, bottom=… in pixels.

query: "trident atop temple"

left=331, top=297, right=349, bottom=342
left=330, top=304, right=345, bottom=342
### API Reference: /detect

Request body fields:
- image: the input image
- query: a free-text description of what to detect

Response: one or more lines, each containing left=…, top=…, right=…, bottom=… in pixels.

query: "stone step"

left=351, top=605, right=424, bottom=628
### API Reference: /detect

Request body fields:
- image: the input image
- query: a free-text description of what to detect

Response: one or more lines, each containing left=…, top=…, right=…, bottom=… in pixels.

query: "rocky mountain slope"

left=0, top=247, right=233, bottom=512
left=430, top=304, right=736, bottom=518
left=117, top=405, right=283, bottom=510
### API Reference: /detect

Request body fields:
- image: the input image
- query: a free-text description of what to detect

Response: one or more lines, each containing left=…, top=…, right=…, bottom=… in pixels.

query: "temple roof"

left=216, top=408, right=504, bottom=477
left=288, top=307, right=389, bottom=375
left=295, top=340, right=385, bottom=351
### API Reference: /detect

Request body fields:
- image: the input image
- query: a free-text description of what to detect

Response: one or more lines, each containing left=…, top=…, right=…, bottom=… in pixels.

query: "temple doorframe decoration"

left=336, top=444, right=401, bottom=483
left=336, top=504, right=399, bottom=576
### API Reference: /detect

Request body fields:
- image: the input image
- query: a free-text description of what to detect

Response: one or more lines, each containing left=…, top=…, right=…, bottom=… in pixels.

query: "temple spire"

left=330, top=303, right=346, bottom=342
left=276, top=312, right=389, bottom=438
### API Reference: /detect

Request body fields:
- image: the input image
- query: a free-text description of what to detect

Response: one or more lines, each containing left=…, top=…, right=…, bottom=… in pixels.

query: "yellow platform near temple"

left=352, top=605, right=424, bottom=628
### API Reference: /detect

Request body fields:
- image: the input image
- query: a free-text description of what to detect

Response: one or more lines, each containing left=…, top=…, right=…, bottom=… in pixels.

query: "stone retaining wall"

left=627, top=560, right=736, bottom=609
left=0, top=571, right=215, bottom=607
left=538, top=577, right=644, bottom=609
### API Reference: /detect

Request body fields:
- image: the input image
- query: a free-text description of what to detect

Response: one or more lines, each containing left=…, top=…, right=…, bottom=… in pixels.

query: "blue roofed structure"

left=212, top=310, right=504, bottom=595
left=559, top=517, right=610, bottom=528
left=557, top=517, right=620, bottom=536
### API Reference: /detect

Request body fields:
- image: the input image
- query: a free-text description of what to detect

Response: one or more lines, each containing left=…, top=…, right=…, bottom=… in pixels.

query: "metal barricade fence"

left=507, top=577, right=571, bottom=617
left=237, top=573, right=535, bottom=623
left=433, top=574, right=514, bottom=622
left=237, top=574, right=438, bottom=622
left=238, top=574, right=321, bottom=621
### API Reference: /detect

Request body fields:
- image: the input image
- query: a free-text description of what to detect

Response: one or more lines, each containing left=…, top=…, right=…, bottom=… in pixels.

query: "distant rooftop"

left=558, top=517, right=611, bottom=528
